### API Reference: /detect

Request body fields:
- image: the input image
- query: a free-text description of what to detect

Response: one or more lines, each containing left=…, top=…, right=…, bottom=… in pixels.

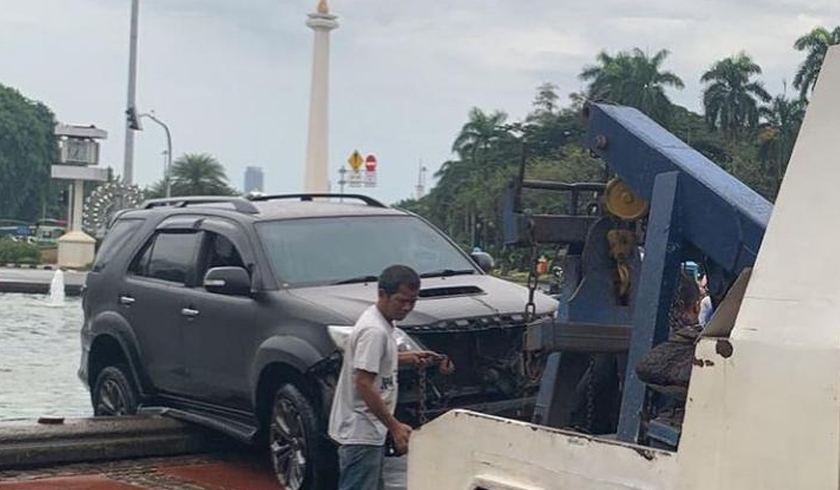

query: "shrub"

left=0, top=239, right=41, bottom=264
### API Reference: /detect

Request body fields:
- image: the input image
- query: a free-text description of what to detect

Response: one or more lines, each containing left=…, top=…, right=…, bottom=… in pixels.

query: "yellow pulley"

left=604, top=178, right=648, bottom=220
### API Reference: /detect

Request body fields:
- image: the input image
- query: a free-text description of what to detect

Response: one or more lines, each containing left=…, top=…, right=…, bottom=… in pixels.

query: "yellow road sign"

left=347, top=150, right=363, bottom=171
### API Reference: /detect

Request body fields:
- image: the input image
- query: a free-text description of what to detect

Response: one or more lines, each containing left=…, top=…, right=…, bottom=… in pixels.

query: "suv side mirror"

left=204, top=266, right=252, bottom=296
left=471, top=251, right=495, bottom=273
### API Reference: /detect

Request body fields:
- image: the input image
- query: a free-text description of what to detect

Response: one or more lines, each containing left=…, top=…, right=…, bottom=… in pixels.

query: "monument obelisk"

left=304, top=0, right=338, bottom=193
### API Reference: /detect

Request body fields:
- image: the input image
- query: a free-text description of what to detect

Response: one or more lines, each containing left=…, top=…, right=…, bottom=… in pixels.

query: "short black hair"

left=379, top=265, right=420, bottom=296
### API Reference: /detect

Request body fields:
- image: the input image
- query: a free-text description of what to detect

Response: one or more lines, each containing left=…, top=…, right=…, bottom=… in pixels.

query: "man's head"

left=377, top=265, right=420, bottom=322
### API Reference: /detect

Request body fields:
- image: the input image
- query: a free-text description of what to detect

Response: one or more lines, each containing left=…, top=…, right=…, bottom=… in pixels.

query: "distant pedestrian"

left=329, top=265, right=452, bottom=490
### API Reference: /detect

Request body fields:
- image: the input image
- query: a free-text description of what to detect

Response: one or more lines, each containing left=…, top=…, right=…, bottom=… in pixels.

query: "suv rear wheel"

left=92, top=365, right=139, bottom=416
left=269, top=383, right=330, bottom=490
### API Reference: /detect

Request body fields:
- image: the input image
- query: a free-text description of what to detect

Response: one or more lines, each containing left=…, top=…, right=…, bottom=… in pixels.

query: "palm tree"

left=451, top=108, right=509, bottom=162
left=701, top=53, right=771, bottom=138
left=579, top=48, right=684, bottom=124
left=757, top=92, right=806, bottom=196
left=168, top=153, right=236, bottom=196
left=793, top=26, right=840, bottom=100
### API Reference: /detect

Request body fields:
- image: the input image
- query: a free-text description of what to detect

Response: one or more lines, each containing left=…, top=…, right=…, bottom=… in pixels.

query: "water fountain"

left=48, top=269, right=65, bottom=305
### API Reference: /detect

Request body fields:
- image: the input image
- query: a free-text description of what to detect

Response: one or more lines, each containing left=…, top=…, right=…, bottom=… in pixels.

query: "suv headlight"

left=327, top=325, right=354, bottom=352
left=328, top=325, right=421, bottom=353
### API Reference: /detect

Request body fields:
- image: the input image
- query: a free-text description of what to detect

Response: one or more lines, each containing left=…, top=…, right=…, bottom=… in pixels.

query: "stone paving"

left=0, top=450, right=409, bottom=489
left=0, top=451, right=283, bottom=490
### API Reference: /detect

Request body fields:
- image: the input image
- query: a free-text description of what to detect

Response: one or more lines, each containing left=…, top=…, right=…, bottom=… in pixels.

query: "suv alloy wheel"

left=92, top=365, right=139, bottom=416
left=269, top=383, right=329, bottom=490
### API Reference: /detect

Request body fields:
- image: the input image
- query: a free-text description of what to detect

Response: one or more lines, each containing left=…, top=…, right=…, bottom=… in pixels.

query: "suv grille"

left=401, top=313, right=543, bottom=333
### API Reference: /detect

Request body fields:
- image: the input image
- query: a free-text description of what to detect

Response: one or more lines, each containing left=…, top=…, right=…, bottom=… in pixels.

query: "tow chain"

left=525, top=217, right=540, bottom=322
left=417, top=365, right=429, bottom=425
left=580, top=356, right=594, bottom=433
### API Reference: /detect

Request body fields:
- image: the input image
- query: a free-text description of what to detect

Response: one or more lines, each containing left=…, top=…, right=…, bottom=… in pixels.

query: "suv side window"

left=196, top=232, right=246, bottom=284
left=129, top=231, right=201, bottom=285
left=92, top=219, right=143, bottom=272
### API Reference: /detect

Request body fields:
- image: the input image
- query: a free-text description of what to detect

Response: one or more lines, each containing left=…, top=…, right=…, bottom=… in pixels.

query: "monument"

left=304, top=0, right=339, bottom=192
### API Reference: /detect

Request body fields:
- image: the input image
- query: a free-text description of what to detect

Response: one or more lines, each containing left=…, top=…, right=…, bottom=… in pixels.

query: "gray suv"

left=79, top=194, right=556, bottom=490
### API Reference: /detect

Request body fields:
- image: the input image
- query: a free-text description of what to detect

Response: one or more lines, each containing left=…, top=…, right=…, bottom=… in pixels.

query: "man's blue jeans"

left=338, top=444, right=385, bottom=490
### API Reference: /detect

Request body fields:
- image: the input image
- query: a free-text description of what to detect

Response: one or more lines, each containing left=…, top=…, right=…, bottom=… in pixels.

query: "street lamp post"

left=123, top=0, right=140, bottom=184
left=139, top=112, right=172, bottom=197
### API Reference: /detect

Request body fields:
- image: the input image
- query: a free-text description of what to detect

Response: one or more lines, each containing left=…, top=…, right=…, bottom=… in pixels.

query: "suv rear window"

left=256, top=216, right=476, bottom=286
left=92, top=219, right=143, bottom=272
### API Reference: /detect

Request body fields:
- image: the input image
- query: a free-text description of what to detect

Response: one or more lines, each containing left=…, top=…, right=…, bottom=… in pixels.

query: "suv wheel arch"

left=255, top=363, right=337, bottom=490
left=88, top=334, right=147, bottom=399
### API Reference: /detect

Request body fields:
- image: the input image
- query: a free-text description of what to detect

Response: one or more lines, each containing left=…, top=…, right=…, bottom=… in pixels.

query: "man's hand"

left=398, top=351, right=455, bottom=374
left=398, top=350, right=439, bottom=367
left=390, top=422, right=413, bottom=455
left=438, top=355, right=455, bottom=374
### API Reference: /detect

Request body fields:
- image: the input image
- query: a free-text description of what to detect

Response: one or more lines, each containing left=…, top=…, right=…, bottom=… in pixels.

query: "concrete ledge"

left=0, top=281, right=83, bottom=296
left=0, top=268, right=87, bottom=296
left=0, top=416, right=235, bottom=470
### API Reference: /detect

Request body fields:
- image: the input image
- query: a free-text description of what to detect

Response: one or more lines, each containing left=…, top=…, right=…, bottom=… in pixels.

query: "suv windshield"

left=256, top=215, right=477, bottom=286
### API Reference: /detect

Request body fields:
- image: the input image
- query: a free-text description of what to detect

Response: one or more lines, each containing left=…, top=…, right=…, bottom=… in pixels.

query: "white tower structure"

left=304, top=0, right=338, bottom=193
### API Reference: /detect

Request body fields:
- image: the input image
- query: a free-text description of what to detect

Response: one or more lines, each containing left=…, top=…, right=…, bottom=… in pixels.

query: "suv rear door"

left=121, top=217, right=202, bottom=395
left=178, top=218, right=258, bottom=408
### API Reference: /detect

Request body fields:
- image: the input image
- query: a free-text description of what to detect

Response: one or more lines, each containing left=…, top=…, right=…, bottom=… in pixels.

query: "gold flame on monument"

left=317, top=0, right=329, bottom=14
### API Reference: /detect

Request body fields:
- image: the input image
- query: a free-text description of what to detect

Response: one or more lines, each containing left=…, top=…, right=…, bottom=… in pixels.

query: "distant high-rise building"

left=244, top=166, right=264, bottom=193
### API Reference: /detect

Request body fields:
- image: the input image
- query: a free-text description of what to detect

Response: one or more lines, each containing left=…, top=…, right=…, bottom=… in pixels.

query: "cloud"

left=1, top=0, right=838, bottom=204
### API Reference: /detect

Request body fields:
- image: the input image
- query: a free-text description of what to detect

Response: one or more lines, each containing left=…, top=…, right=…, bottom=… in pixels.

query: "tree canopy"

left=0, top=84, right=58, bottom=221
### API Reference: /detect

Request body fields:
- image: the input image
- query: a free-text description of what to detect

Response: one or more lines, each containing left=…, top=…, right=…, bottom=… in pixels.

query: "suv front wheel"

left=92, top=365, right=139, bottom=416
left=269, top=383, right=331, bottom=490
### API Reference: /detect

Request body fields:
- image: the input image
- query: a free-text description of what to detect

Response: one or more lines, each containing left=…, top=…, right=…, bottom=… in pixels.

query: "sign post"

left=347, top=149, right=363, bottom=188
left=364, top=154, right=377, bottom=187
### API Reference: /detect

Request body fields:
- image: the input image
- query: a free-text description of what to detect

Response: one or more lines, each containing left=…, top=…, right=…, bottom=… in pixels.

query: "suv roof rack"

left=247, top=193, right=387, bottom=208
left=141, top=196, right=260, bottom=214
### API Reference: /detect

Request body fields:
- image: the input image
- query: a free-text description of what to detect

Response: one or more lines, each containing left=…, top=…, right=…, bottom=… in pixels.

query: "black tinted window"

left=197, top=233, right=245, bottom=280
left=130, top=231, right=201, bottom=284
left=92, top=219, right=142, bottom=272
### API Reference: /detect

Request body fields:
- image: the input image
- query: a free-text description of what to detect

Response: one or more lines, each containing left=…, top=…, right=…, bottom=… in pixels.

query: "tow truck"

left=408, top=46, right=840, bottom=490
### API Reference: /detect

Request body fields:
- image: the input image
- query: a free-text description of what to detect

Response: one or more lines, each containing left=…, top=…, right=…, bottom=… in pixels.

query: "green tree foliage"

left=757, top=92, right=806, bottom=195
left=793, top=26, right=840, bottom=100
left=406, top=29, right=833, bottom=270
left=147, top=153, right=237, bottom=197
left=579, top=48, right=684, bottom=125
left=0, top=84, right=58, bottom=221
left=701, top=53, right=771, bottom=138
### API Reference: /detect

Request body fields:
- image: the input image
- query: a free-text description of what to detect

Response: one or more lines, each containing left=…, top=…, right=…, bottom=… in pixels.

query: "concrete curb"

left=1, top=264, right=57, bottom=270
left=0, top=416, right=235, bottom=470
left=0, top=281, right=83, bottom=296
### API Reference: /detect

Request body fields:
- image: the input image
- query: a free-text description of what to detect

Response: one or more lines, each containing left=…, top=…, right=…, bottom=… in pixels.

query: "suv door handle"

left=119, top=295, right=136, bottom=306
left=181, top=308, right=200, bottom=318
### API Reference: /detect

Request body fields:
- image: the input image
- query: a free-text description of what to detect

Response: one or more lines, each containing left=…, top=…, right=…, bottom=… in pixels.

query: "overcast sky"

left=2, top=1, right=838, bottom=204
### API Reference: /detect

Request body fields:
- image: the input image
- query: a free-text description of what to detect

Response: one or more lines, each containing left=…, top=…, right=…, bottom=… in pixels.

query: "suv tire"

left=269, top=383, right=332, bottom=490
left=92, top=365, right=139, bottom=416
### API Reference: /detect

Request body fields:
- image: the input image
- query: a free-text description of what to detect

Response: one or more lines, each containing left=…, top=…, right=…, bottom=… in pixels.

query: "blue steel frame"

left=582, top=103, right=772, bottom=442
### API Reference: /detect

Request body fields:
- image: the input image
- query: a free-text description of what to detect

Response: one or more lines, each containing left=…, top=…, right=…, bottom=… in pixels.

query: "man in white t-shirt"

left=329, top=265, right=452, bottom=490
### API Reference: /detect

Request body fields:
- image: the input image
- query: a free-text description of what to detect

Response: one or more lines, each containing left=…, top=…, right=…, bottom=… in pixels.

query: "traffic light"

left=126, top=106, right=143, bottom=131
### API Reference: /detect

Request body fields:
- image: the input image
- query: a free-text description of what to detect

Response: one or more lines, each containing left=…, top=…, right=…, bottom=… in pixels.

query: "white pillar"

left=58, top=179, right=96, bottom=269
left=304, top=1, right=338, bottom=193
left=72, top=180, right=84, bottom=231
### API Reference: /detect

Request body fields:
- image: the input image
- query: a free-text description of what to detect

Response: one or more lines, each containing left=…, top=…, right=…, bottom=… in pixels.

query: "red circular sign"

left=365, top=154, right=377, bottom=172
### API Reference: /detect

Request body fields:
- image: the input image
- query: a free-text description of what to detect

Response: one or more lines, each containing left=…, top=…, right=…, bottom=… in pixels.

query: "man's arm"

left=354, top=369, right=400, bottom=430
left=354, top=369, right=412, bottom=454
left=399, top=351, right=455, bottom=374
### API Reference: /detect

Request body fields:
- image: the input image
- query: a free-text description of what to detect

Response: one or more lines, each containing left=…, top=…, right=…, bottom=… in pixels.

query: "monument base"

left=58, top=231, right=96, bottom=269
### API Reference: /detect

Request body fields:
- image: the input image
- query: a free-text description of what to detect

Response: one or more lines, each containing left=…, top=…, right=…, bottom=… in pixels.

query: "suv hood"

left=288, top=275, right=557, bottom=328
